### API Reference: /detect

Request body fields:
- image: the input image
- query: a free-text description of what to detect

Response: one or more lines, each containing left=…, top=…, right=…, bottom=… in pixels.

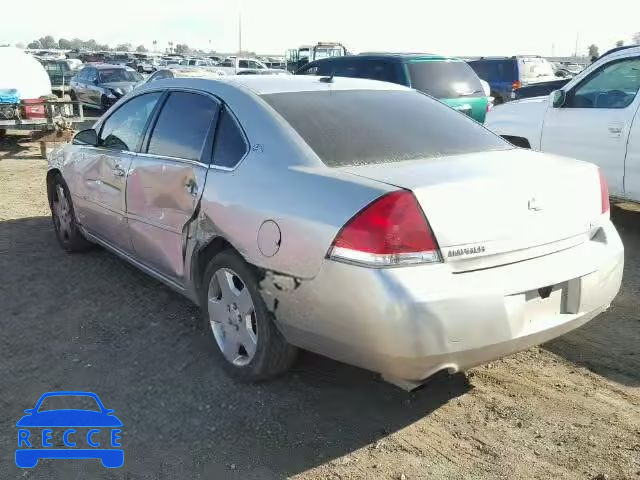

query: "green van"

left=296, top=53, right=490, bottom=123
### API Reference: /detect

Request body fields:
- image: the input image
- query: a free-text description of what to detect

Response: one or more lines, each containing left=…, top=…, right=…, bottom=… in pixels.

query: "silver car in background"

left=47, top=76, right=623, bottom=389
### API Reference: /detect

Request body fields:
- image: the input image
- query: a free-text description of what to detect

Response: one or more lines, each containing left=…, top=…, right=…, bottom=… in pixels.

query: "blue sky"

left=6, top=0, right=640, bottom=56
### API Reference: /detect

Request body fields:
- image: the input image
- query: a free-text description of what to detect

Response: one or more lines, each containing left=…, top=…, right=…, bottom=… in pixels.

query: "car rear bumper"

left=267, top=221, right=623, bottom=381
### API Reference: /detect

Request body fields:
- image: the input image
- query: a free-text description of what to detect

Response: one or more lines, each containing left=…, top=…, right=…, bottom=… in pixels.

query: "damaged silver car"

left=47, top=76, right=623, bottom=389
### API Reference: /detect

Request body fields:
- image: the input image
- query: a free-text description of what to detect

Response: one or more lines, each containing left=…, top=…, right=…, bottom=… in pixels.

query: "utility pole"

left=574, top=33, right=579, bottom=58
left=238, top=5, right=242, bottom=55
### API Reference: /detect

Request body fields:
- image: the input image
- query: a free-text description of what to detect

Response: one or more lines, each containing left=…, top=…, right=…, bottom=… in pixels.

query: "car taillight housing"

left=599, top=168, right=610, bottom=215
left=328, top=191, right=441, bottom=267
left=511, top=80, right=521, bottom=91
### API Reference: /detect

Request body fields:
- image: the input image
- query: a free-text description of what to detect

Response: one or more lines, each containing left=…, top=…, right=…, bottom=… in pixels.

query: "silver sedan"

left=47, top=76, right=623, bottom=389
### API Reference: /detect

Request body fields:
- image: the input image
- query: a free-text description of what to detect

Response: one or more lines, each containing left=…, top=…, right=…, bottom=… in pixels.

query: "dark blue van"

left=467, top=56, right=557, bottom=104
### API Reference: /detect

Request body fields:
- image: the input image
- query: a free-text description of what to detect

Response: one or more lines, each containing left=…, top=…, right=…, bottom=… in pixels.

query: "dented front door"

left=125, top=156, right=208, bottom=281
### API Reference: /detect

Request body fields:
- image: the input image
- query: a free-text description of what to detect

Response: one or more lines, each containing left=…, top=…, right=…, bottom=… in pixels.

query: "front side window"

left=567, top=58, right=640, bottom=109
left=261, top=90, right=509, bottom=167
left=99, top=92, right=162, bottom=151
left=147, top=92, right=218, bottom=161
left=212, top=108, right=248, bottom=168
left=239, top=60, right=250, bottom=68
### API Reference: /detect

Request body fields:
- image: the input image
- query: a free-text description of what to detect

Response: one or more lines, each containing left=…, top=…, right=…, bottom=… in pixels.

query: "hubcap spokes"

left=208, top=268, right=258, bottom=366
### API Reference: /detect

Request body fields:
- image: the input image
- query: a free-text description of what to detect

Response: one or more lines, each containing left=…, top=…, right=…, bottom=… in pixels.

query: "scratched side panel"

left=126, top=156, right=207, bottom=281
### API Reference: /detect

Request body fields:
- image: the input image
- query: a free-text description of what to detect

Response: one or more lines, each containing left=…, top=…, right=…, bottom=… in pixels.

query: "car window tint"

left=212, top=108, right=248, bottom=168
left=568, top=58, right=640, bottom=109
left=148, top=92, right=217, bottom=161
left=239, top=60, right=250, bottom=68
left=99, top=92, right=162, bottom=151
left=86, top=68, right=98, bottom=82
left=262, top=90, right=510, bottom=167
left=407, top=60, right=484, bottom=98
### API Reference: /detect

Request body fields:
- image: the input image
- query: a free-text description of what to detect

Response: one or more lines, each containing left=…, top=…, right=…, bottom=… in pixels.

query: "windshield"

left=261, top=89, right=509, bottom=167
left=38, top=395, right=101, bottom=412
left=520, top=58, right=555, bottom=80
left=99, top=68, right=139, bottom=83
left=408, top=60, right=484, bottom=99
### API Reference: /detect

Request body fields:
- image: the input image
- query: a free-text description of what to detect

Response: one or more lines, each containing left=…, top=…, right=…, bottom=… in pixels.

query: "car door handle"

left=185, top=179, right=198, bottom=196
left=608, top=124, right=623, bottom=135
left=113, top=166, right=126, bottom=177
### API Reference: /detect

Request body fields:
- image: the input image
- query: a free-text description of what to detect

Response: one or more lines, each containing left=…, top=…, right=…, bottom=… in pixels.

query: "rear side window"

left=407, top=60, right=484, bottom=98
left=262, top=90, right=509, bottom=167
left=147, top=92, right=218, bottom=161
left=99, top=92, right=162, bottom=151
left=212, top=109, right=248, bottom=168
left=469, top=60, right=515, bottom=82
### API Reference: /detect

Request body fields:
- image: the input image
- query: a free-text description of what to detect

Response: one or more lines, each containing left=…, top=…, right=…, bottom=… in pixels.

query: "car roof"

left=166, top=75, right=412, bottom=95
left=318, top=53, right=460, bottom=63
left=91, top=63, right=129, bottom=69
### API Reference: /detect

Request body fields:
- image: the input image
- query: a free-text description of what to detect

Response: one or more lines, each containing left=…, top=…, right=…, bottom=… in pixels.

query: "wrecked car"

left=47, top=76, right=623, bottom=389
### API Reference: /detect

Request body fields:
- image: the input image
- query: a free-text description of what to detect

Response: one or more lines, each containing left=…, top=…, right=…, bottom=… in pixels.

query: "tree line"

left=24, top=35, right=194, bottom=54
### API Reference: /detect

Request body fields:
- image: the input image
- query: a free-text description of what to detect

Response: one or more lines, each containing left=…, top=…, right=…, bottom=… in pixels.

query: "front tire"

left=48, top=174, right=93, bottom=252
left=201, top=250, right=298, bottom=381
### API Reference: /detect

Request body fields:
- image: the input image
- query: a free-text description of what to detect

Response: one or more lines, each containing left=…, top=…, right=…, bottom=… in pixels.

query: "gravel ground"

left=0, top=146, right=639, bottom=479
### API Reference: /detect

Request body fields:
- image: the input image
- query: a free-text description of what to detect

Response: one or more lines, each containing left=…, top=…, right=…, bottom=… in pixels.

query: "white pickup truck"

left=216, top=57, right=270, bottom=74
left=486, top=45, right=640, bottom=203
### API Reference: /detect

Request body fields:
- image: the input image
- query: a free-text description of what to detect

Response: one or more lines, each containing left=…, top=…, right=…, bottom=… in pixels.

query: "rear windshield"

left=407, top=60, right=484, bottom=98
left=261, top=89, right=510, bottom=167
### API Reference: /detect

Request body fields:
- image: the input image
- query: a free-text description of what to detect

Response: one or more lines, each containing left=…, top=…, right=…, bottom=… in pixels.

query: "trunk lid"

left=340, top=149, right=601, bottom=270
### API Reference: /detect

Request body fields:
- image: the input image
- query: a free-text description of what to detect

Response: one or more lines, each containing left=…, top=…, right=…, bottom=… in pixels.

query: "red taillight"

left=512, top=80, right=521, bottom=91
left=599, top=168, right=610, bottom=214
left=329, top=191, right=441, bottom=267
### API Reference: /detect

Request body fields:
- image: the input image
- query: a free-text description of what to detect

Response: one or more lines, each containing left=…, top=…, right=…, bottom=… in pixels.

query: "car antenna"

left=319, top=71, right=335, bottom=83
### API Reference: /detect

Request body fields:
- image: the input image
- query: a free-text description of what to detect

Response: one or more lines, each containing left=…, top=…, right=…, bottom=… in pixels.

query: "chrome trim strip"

left=133, top=152, right=209, bottom=169
left=127, top=213, right=182, bottom=233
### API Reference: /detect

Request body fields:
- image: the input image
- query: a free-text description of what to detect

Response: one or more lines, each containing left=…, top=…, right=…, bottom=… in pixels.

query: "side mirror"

left=550, top=89, right=566, bottom=108
left=73, top=129, right=98, bottom=146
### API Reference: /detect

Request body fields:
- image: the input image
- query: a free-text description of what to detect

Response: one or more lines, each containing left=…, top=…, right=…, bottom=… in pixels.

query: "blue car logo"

left=16, top=391, right=123, bottom=468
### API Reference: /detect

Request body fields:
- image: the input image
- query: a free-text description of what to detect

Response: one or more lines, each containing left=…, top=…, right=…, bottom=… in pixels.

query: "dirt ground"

left=0, top=142, right=639, bottom=479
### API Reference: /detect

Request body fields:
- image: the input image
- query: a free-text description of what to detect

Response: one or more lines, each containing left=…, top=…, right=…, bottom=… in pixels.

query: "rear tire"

left=201, top=250, right=298, bottom=381
left=48, top=174, right=93, bottom=252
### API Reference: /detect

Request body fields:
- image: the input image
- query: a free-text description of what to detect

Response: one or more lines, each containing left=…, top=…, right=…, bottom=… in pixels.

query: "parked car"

left=178, top=58, right=218, bottom=68
left=297, top=54, right=490, bottom=122
left=514, top=78, right=570, bottom=100
left=140, top=67, right=226, bottom=86
left=127, top=54, right=158, bottom=73
left=216, top=57, right=270, bottom=75
left=486, top=46, right=640, bottom=202
left=236, top=69, right=291, bottom=76
left=47, top=75, right=623, bottom=389
left=39, top=59, right=78, bottom=97
left=467, top=56, right=557, bottom=104
left=70, top=64, right=142, bottom=110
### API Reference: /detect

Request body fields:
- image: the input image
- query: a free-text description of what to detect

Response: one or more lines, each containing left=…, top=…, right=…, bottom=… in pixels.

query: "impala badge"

left=528, top=197, right=542, bottom=211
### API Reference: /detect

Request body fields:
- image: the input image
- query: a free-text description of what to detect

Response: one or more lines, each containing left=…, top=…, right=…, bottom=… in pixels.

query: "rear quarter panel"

left=190, top=83, right=394, bottom=280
